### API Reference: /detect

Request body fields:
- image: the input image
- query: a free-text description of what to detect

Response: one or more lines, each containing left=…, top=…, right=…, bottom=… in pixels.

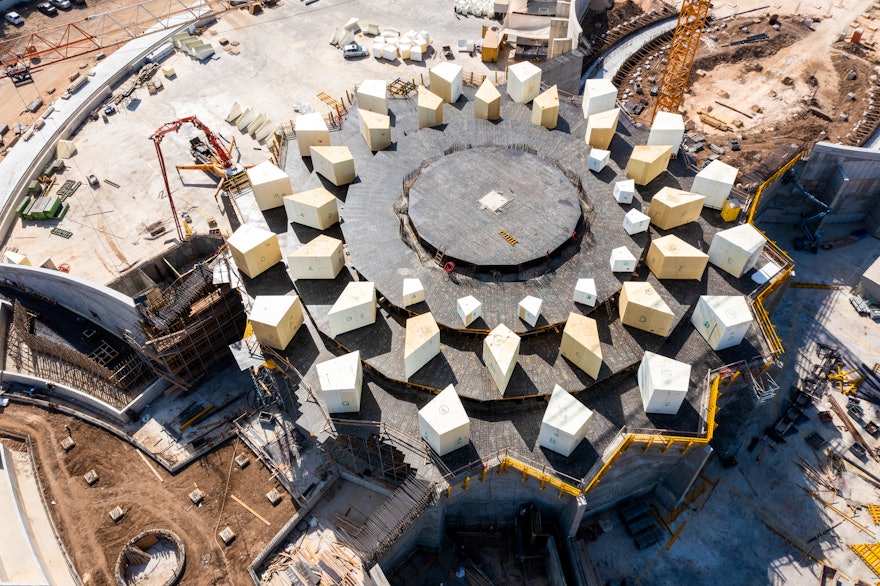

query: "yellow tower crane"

left=651, top=0, right=713, bottom=122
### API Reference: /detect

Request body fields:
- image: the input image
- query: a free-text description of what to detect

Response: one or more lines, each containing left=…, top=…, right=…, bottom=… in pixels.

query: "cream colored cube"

left=585, top=108, right=619, bottom=150
left=623, top=208, right=650, bottom=235
left=582, top=79, right=617, bottom=118
left=430, top=62, right=463, bottom=103
left=317, top=351, right=363, bottom=413
left=538, top=385, right=593, bottom=457
left=405, top=312, right=441, bottom=379
left=609, top=246, right=637, bottom=272
left=283, top=187, right=339, bottom=230
left=531, top=85, right=559, bottom=129
left=613, top=179, right=635, bottom=204
left=647, top=187, right=705, bottom=230
left=647, top=112, right=685, bottom=156
left=357, top=79, right=388, bottom=114
left=518, top=295, right=543, bottom=327
left=249, top=295, right=304, bottom=350
left=691, top=295, right=752, bottom=350
left=507, top=61, right=542, bottom=103
left=646, top=235, right=709, bottom=280
left=638, top=352, right=690, bottom=415
left=474, top=79, right=501, bottom=120
left=573, top=278, right=597, bottom=307
left=626, top=145, right=671, bottom=186
left=310, top=146, right=356, bottom=186
left=418, top=385, right=469, bottom=456
left=287, top=235, right=344, bottom=280
left=418, top=87, right=444, bottom=129
left=692, top=160, right=739, bottom=210
left=560, top=313, right=602, bottom=379
left=619, top=282, right=674, bottom=337
left=457, top=295, right=482, bottom=327
left=247, top=160, right=292, bottom=211
left=483, top=323, right=520, bottom=394
left=295, top=112, right=331, bottom=157
left=358, top=109, right=392, bottom=151
left=588, top=148, right=610, bottom=172
left=328, top=282, right=377, bottom=337
left=402, top=278, right=425, bottom=307
left=227, top=224, right=282, bottom=279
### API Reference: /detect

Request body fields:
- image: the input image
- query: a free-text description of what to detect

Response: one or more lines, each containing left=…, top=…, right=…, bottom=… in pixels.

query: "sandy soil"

left=0, top=403, right=297, bottom=586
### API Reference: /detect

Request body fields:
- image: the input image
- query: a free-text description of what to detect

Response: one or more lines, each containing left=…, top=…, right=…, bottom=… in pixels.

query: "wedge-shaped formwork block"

left=317, top=351, right=363, bottom=413
left=227, top=224, right=282, bottom=279
left=691, top=295, right=753, bottom=351
left=507, top=61, right=542, bottom=104
left=619, top=282, right=674, bottom=337
left=288, top=235, right=345, bottom=280
left=357, top=79, right=388, bottom=114
left=560, top=313, right=602, bottom=379
left=646, top=235, right=709, bottom=280
left=531, top=85, right=559, bottom=129
left=295, top=112, right=331, bottom=157
left=402, top=278, right=425, bottom=307
left=585, top=108, right=619, bottom=150
left=405, top=312, right=440, bottom=379
left=418, top=385, right=470, bottom=456
left=418, top=87, right=444, bottom=129
left=283, top=186, right=339, bottom=230
left=457, top=295, right=482, bottom=327
left=573, top=278, right=597, bottom=307
left=623, top=208, right=650, bottom=235
left=692, top=160, right=739, bottom=210
left=56, top=139, right=77, bottom=159
left=430, top=62, right=463, bottom=103
left=247, top=160, right=292, bottom=211
left=708, top=223, right=766, bottom=278
left=588, top=148, right=610, bottom=172
left=538, top=384, right=594, bottom=457
left=647, top=187, right=705, bottom=230
left=249, top=295, right=303, bottom=350
left=626, top=145, right=671, bottom=186
left=638, top=351, right=690, bottom=415
left=609, top=246, right=637, bottom=272
left=518, top=295, right=543, bottom=327
left=3, top=251, right=30, bottom=265
left=582, top=79, right=617, bottom=119
left=328, top=282, right=376, bottom=337
left=226, top=102, right=242, bottom=123
left=613, top=179, right=635, bottom=204
left=483, top=323, right=520, bottom=394
left=310, top=146, right=356, bottom=186
left=647, top=111, right=685, bottom=155
left=358, top=109, right=392, bottom=151
left=474, top=79, right=501, bottom=120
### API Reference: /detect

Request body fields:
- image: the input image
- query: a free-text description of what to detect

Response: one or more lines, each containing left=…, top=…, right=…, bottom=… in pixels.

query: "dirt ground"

left=0, top=403, right=298, bottom=586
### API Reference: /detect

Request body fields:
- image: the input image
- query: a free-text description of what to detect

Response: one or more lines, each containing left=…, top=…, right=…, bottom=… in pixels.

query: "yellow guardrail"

left=746, top=151, right=803, bottom=224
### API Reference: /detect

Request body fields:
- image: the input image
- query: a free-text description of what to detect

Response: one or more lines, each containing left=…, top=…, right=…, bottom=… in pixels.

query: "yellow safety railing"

left=746, top=151, right=803, bottom=224
left=500, top=457, right=583, bottom=498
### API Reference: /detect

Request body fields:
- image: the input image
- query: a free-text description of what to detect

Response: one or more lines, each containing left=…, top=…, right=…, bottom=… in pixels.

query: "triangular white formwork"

left=483, top=323, right=520, bottom=394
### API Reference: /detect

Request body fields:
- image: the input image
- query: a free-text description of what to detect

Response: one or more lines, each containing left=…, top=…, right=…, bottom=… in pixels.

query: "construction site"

left=0, top=0, right=880, bottom=584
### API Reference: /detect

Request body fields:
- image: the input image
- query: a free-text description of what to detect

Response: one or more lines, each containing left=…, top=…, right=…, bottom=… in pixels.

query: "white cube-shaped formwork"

left=582, top=79, right=617, bottom=119
left=402, top=278, right=425, bottom=307
left=646, top=234, right=709, bottom=280
left=585, top=108, right=619, bottom=150
left=418, top=385, right=470, bottom=456
left=647, top=187, right=705, bottom=230
left=430, top=62, right=463, bottom=103
left=613, top=179, right=635, bottom=204
left=560, top=313, right=603, bottom=379
left=382, top=45, right=398, bottom=61
left=247, top=160, right=292, bottom=211
left=623, top=208, right=650, bottom=235
left=619, top=282, right=675, bottom=337
left=626, top=145, right=671, bottom=186
left=328, top=282, right=377, bottom=337
left=647, top=111, right=685, bottom=155
left=56, top=139, right=77, bottom=159
left=405, top=312, right=440, bottom=379
left=310, top=146, right=356, bottom=186
left=227, top=224, right=282, bottom=279
left=359, top=109, right=392, bottom=151
left=457, top=295, right=482, bottom=327
left=531, top=85, right=559, bottom=130
left=518, top=295, right=543, bottom=327
left=317, top=351, right=363, bottom=413
left=609, top=246, right=637, bottom=272
left=588, top=148, right=610, bottom=172
left=483, top=323, right=520, bottom=394
left=692, top=160, right=739, bottom=210
left=357, top=79, right=388, bottom=114
left=691, top=295, right=753, bottom=351
left=418, top=87, right=444, bottom=129
left=708, top=223, right=766, bottom=278
left=637, top=351, right=690, bottom=415
left=3, top=251, right=30, bottom=265
left=538, top=385, right=594, bottom=457
left=507, top=61, right=542, bottom=104
left=474, top=79, right=501, bottom=120
left=249, top=295, right=304, bottom=350
left=295, top=112, right=331, bottom=157
left=283, top=187, right=339, bottom=230
left=573, top=278, right=597, bottom=307
left=288, top=235, right=345, bottom=280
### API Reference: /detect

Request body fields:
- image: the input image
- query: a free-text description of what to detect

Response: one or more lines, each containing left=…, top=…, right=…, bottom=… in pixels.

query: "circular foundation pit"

left=407, top=146, right=584, bottom=269
left=114, top=529, right=186, bottom=586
